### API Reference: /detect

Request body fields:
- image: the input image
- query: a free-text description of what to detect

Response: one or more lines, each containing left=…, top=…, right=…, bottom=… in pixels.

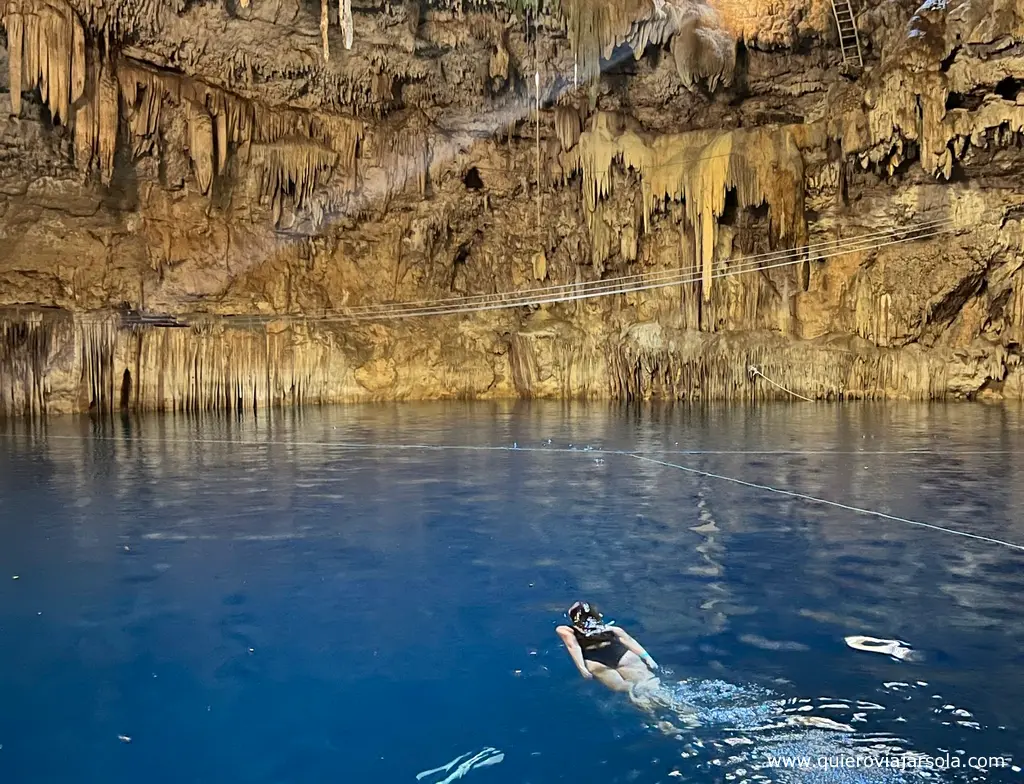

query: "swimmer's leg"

left=584, top=661, right=632, bottom=693
left=627, top=676, right=663, bottom=711
left=628, top=678, right=701, bottom=729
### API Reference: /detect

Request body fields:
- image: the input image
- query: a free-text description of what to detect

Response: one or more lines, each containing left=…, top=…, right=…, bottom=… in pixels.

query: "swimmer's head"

left=568, top=601, right=611, bottom=635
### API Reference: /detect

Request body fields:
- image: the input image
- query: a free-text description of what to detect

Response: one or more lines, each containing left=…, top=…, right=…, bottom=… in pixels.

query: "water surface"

left=1, top=402, right=1022, bottom=783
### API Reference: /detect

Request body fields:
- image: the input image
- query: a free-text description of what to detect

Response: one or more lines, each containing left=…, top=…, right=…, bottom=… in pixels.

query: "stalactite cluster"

left=2, top=0, right=85, bottom=122
left=319, top=0, right=355, bottom=62
left=0, top=311, right=125, bottom=417
left=506, top=0, right=735, bottom=91
left=251, top=143, right=340, bottom=225
left=66, top=0, right=184, bottom=41
left=621, top=0, right=736, bottom=90
left=566, top=112, right=809, bottom=299
left=556, top=0, right=653, bottom=84
left=540, top=0, right=734, bottom=90
left=1, top=0, right=1022, bottom=413
left=834, top=0, right=1024, bottom=178
left=118, top=61, right=364, bottom=205
left=1, top=311, right=73, bottom=417
left=130, top=323, right=343, bottom=414
left=80, top=315, right=118, bottom=412
left=382, top=117, right=432, bottom=198
left=2, top=0, right=364, bottom=214
left=0, top=311, right=351, bottom=416
left=610, top=336, right=949, bottom=401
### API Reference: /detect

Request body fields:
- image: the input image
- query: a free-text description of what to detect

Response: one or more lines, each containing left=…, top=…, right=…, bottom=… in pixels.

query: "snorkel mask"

left=568, top=601, right=616, bottom=636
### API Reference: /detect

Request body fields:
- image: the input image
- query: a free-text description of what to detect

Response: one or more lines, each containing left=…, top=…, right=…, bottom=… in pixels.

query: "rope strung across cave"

left=60, top=217, right=959, bottom=329
left=748, top=365, right=815, bottom=402
left=312, top=218, right=957, bottom=315
left=202, top=218, right=961, bottom=325
left=629, top=453, right=1024, bottom=552
left=4, top=434, right=1017, bottom=457
left=3, top=431, right=1020, bottom=552
left=6, top=217, right=961, bottom=327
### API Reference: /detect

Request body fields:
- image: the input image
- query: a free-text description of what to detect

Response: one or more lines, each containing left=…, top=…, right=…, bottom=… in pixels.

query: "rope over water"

left=748, top=365, right=814, bottom=402
left=4, top=432, right=1021, bottom=551
left=4, top=434, right=1018, bottom=457
left=629, top=453, right=1024, bottom=552
left=5, top=218, right=961, bottom=327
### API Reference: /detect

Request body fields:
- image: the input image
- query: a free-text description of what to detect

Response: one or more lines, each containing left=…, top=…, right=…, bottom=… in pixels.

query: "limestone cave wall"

left=1, top=0, right=1023, bottom=415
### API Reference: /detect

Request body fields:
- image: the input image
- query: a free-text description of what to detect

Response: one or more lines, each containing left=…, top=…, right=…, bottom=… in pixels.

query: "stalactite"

left=80, top=316, right=118, bottom=414
left=3, top=0, right=84, bottom=123
left=554, top=105, right=582, bottom=152
left=7, top=10, right=23, bottom=116
left=251, top=142, right=339, bottom=225
left=321, top=0, right=329, bottom=62
left=490, top=39, right=509, bottom=81
left=23, top=5, right=37, bottom=96
left=569, top=112, right=806, bottom=300
left=71, top=19, right=86, bottom=103
left=97, top=61, right=119, bottom=184
left=215, top=110, right=228, bottom=174
left=186, top=101, right=215, bottom=194
left=123, top=76, right=161, bottom=157
left=532, top=250, right=548, bottom=281
left=340, top=0, right=353, bottom=50
left=1008, top=270, right=1024, bottom=350
left=384, top=121, right=431, bottom=198
left=73, top=54, right=97, bottom=170
left=552, top=0, right=734, bottom=91
left=588, top=202, right=612, bottom=269
left=0, top=310, right=74, bottom=418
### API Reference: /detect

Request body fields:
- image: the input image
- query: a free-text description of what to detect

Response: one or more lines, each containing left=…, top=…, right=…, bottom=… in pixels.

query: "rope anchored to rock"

left=747, top=365, right=814, bottom=402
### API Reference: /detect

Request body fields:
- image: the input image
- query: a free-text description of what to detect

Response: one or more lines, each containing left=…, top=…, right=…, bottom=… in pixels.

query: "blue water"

left=1, top=403, right=1023, bottom=784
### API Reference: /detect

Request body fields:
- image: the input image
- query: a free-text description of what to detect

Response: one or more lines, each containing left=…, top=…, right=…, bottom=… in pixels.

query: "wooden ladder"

left=830, top=0, right=863, bottom=72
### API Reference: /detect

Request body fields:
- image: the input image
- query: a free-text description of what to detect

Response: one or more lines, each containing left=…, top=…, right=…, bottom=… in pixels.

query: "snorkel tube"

left=568, top=601, right=617, bottom=638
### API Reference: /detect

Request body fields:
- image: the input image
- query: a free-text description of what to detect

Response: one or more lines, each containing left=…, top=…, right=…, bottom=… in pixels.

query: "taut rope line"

left=0, top=433, right=1018, bottom=458
left=628, top=453, right=1024, bottom=552
left=8, top=220, right=958, bottom=327
left=2, top=431, right=1019, bottom=550
left=748, top=366, right=815, bottom=402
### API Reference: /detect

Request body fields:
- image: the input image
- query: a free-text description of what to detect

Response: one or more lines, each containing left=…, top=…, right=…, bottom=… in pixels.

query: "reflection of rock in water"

left=689, top=482, right=731, bottom=635
left=635, top=678, right=967, bottom=783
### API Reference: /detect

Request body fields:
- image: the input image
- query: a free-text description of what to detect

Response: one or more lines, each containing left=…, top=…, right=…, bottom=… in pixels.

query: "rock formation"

left=1, top=0, right=1022, bottom=415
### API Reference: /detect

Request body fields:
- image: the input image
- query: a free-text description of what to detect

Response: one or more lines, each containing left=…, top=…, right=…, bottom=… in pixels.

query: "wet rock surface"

left=1, top=0, right=1023, bottom=414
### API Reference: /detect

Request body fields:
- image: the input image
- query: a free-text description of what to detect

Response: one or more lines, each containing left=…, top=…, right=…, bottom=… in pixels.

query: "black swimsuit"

left=575, top=628, right=629, bottom=668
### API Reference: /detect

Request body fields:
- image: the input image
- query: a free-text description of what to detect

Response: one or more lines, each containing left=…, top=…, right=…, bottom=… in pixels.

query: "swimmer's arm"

left=555, top=625, right=593, bottom=679
left=610, top=627, right=659, bottom=670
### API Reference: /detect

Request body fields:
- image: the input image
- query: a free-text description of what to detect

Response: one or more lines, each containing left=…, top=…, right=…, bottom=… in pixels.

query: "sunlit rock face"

left=1, top=0, right=1022, bottom=415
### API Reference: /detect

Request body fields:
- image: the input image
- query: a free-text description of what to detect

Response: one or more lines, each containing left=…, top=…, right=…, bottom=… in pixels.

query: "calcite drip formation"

left=0, top=0, right=745, bottom=237
left=565, top=112, right=811, bottom=298
left=1, top=0, right=1023, bottom=414
left=3, top=0, right=366, bottom=225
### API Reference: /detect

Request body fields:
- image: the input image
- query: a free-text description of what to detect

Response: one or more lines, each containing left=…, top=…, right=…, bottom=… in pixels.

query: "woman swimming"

left=556, top=601, right=661, bottom=700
